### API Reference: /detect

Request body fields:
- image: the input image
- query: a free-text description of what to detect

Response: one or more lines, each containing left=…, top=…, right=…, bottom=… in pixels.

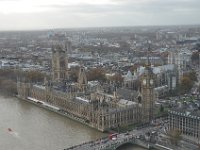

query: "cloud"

left=39, top=0, right=200, bottom=15
left=0, top=0, right=199, bottom=30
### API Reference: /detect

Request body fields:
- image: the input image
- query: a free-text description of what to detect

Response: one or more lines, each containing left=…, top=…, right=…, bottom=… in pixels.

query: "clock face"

left=150, top=79, right=153, bottom=85
left=143, top=79, right=146, bottom=85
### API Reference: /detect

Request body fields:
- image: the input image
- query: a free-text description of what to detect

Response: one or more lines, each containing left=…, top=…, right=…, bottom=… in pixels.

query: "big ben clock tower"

left=141, top=47, right=155, bottom=124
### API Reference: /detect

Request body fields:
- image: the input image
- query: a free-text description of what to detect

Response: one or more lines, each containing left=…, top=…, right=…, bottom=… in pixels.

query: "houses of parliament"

left=17, top=45, right=155, bottom=132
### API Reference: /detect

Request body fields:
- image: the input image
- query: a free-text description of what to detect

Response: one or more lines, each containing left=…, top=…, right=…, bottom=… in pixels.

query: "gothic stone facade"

left=17, top=81, right=142, bottom=132
left=17, top=64, right=155, bottom=132
left=17, top=45, right=155, bottom=131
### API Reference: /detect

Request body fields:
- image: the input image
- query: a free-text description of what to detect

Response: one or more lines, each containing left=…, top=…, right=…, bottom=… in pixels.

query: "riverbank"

left=2, top=95, right=148, bottom=150
left=0, top=94, right=106, bottom=150
left=17, top=96, right=109, bottom=134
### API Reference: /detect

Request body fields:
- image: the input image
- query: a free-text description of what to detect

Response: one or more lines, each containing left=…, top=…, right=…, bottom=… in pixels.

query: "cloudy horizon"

left=0, top=0, right=199, bottom=31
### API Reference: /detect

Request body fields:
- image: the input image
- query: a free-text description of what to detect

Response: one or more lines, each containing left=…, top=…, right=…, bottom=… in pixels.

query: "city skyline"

left=0, top=0, right=199, bottom=31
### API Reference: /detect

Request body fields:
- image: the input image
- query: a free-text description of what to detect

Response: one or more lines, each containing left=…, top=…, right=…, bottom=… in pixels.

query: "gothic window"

left=55, top=73, right=58, bottom=78
left=138, top=96, right=142, bottom=104
left=60, top=73, right=64, bottom=78
left=60, top=57, right=65, bottom=68
left=126, top=83, right=128, bottom=87
left=53, top=59, right=57, bottom=67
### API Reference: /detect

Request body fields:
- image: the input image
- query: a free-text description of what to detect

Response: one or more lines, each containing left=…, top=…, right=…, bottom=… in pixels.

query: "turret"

left=78, top=66, right=87, bottom=92
left=17, top=77, right=31, bottom=99
left=52, top=44, right=68, bottom=82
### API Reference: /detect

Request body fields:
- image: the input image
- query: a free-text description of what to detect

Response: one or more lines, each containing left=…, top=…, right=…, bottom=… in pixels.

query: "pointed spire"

left=78, top=66, right=87, bottom=91
left=147, top=40, right=151, bottom=67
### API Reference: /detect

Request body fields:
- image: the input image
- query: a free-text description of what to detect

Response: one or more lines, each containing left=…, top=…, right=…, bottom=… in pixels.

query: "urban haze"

left=0, top=0, right=200, bottom=150
left=0, top=0, right=199, bottom=30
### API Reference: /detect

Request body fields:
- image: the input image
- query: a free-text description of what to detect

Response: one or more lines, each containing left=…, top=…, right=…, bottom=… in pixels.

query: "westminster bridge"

left=64, top=126, right=190, bottom=150
left=65, top=127, right=161, bottom=150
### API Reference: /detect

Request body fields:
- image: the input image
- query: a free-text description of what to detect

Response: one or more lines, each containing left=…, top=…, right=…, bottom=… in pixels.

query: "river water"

left=0, top=95, right=146, bottom=150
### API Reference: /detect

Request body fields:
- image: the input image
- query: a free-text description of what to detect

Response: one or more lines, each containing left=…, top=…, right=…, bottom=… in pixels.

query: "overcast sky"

left=0, top=0, right=199, bottom=30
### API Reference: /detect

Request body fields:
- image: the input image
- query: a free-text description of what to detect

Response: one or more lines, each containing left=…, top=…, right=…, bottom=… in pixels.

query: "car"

left=112, top=137, right=117, bottom=140
left=125, top=132, right=130, bottom=135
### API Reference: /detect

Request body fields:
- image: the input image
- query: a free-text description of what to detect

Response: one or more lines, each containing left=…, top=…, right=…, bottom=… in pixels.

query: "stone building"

left=17, top=79, right=142, bottom=131
left=140, top=63, right=155, bottom=123
left=77, top=66, right=87, bottom=92
left=17, top=46, right=156, bottom=132
left=123, top=70, right=139, bottom=91
left=168, top=109, right=200, bottom=139
left=52, top=45, right=68, bottom=82
left=168, top=49, right=192, bottom=83
left=129, top=64, right=178, bottom=98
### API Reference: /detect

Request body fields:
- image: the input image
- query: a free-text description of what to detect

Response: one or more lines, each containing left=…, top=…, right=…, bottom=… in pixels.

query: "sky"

left=0, top=0, right=199, bottom=30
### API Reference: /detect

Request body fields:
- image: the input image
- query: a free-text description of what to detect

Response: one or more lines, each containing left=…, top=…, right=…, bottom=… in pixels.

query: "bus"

left=109, top=133, right=117, bottom=140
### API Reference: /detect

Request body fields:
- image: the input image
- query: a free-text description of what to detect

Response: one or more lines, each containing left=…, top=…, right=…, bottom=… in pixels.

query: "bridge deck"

left=65, top=128, right=155, bottom=150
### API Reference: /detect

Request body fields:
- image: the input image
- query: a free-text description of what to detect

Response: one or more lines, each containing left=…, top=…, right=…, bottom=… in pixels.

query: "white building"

left=168, top=49, right=192, bottom=83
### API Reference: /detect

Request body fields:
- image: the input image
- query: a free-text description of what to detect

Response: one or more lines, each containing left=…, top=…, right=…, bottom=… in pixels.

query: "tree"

left=191, top=51, right=199, bottom=65
left=168, top=129, right=182, bottom=146
left=110, top=73, right=124, bottom=85
left=160, top=104, right=164, bottom=112
left=188, top=71, right=197, bottom=82
left=0, top=69, right=17, bottom=80
left=69, top=67, right=79, bottom=82
left=0, top=68, right=48, bottom=95
left=86, top=68, right=106, bottom=82
left=0, top=79, right=17, bottom=95
left=129, top=65, right=138, bottom=73
left=180, top=71, right=197, bottom=94
left=181, top=76, right=193, bottom=94
left=25, top=70, right=46, bottom=83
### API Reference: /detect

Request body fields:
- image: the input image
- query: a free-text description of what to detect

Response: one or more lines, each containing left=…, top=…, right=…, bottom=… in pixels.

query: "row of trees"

left=0, top=69, right=47, bottom=95
left=0, top=67, right=124, bottom=95
left=0, top=69, right=19, bottom=95
left=69, top=67, right=124, bottom=84
left=70, top=67, right=197, bottom=93
left=191, top=51, right=199, bottom=65
left=0, top=77, right=17, bottom=95
left=2, top=66, right=196, bottom=95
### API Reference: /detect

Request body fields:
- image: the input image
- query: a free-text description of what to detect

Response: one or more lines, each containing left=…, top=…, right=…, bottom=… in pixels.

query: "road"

left=66, top=127, right=158, bottom=150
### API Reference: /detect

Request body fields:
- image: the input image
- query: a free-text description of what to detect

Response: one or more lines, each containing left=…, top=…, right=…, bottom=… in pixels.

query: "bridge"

left=64, top=127, right=156, bottom=150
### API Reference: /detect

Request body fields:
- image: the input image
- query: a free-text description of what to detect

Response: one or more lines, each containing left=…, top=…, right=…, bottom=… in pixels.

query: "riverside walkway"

left=65, top=127, right=156, bottom=150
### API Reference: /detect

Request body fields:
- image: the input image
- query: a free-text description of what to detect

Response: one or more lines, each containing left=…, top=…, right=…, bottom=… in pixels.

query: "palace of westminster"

left=17, top=44, right=155, bottom=132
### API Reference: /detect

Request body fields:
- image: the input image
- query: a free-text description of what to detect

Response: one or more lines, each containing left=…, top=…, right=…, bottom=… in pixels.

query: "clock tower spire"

left=141, top=43, right=155, bottom=124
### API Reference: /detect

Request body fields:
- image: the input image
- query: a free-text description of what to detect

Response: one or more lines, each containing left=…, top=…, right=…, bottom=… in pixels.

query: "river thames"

left=0, top=95, right=145, bottom=150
